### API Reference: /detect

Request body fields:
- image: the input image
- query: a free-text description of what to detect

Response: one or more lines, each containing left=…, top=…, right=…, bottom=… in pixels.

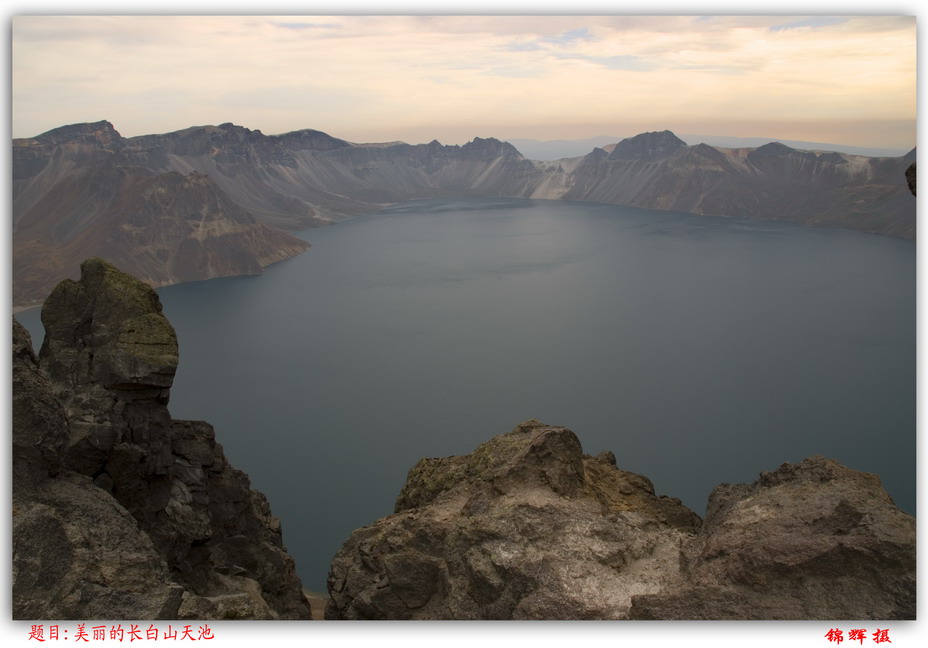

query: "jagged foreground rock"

left=12, top=258, right=311, bottom=620
left=326, top=420, right=915, bottom=620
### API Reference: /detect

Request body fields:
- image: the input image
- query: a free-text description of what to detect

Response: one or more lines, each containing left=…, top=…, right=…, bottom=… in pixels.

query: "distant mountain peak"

left=608, top=130, right=686, bottom=161
left=752, top=141, right=797, bottom=156
left=12, top=119, right=915, bottom=309
left=38, top=119, right=118, bottom=138
left=274, top=128, right=351, bottom=152
left=34, top=120, right=124, bottom=150
left=461, top=136, right=523, bottom=159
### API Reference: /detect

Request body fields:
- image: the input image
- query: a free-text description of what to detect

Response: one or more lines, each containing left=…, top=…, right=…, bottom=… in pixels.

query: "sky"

left=9, top=8, right=918, bottom=150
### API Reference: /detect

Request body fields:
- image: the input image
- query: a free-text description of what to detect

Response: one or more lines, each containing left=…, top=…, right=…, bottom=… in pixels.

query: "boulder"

left=13, top=317, right=183, bottom=619
left=12, top=258, right=311, bottom=619
left=327, top=419, right=701, bottom=620
left=327, top=420, right=915, bottom=620
left=629, top=456, right=915, bottom=619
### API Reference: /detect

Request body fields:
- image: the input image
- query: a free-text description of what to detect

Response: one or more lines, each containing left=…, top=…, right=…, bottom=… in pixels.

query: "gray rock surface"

left=628, top=456, right=915, bottom=619
left=13, top=258, right=311, bottom=620
left=326, top=420, right=915, bottom=620
left=12, top=121, right=309, bottom=307
left=12, top=317, right=68, bottom=485
left=13, top=317, right=185, bottom=619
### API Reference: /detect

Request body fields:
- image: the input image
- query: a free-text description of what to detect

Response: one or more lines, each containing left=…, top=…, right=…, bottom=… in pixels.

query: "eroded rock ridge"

left=327, top=419, right=915, bottom=620
left=12, top=258, right=311, bottom=620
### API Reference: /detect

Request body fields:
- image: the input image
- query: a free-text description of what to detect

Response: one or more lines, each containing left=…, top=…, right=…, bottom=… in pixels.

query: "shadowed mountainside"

left=13, top=121, right=915, bottom=308
left=12, top=258, right=311, bottom=620
left=13, top=122, right=309, bottom=308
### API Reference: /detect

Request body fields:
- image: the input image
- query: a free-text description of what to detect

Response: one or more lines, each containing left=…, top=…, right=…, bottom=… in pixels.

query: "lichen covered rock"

left=12, top=318, right=69, bottom=485
left=13, top=317, right=184, bottom=619
left=13, top=258, right=310, bottom=619
left=327, top=420, right=915, bottom=620
left=327, top=419, right=701, bottom=620
left=628, top=456, right=916, bottom=619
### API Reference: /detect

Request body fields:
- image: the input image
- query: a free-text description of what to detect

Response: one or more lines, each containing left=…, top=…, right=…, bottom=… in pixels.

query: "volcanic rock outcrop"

left=326, top=419, right=915, bottom=620
left=13, top=121, right=309, bottom=308
left=551, top=133, right=916, bottom=239
left=12, top=258, right=311, bottom=620
left=12, top=121, right=915, bottom=309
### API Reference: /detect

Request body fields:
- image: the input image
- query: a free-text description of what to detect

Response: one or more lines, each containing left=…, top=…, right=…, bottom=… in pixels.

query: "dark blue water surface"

left=17, top=199, right=916, bottom=592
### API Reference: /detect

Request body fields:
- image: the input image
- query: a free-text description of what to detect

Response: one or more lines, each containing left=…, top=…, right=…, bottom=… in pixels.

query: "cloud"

left=480, top=65, right=542, bottom=78
left=10, top=15, right=916, bottom=150
left=503, top=26, right=595, bottom=53
left=271, top=21, right=342, bottom=31
left=551, top=53, right=654, bottom=71
left=541, top=27, right=594, bottom=46
left=768, top=17, right=849, bottom=32
left=504, top=41, right=544, bottom=52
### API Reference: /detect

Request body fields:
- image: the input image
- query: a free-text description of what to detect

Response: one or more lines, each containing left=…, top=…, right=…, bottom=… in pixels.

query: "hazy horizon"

left=14, top=117, right=915, bottom=158
left=12, top=15, right=916, bottom=150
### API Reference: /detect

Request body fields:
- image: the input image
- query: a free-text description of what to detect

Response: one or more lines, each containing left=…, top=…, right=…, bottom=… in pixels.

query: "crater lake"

left=17, top=198, right=916, bottom=592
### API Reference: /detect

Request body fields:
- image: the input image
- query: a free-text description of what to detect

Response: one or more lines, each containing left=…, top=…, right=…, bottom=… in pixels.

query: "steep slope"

left=12, top=258, right=311, bottom=620
left=125, top=123, right=373, bottom=229
left=137, top=124, right=915, bottom=240
left=533, top=133, right=915, bottom=238
left=327, top=420, right=915, bottom=620
left=130, top=124, right=540, bottom=228
left=13, top=122, right=309, bottom=308
left=13, top=122, right=915, bottom=308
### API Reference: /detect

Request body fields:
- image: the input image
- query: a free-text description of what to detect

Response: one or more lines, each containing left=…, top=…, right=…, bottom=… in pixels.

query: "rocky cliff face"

left=327, top=419, right=915, bottom=620
left=131, top=125, right=537, bottom=227
left=12, top=258, right=311, bottom=620
left=13, top=122, right=915, bottom=309
left=13, top=121, right=309, bottom=308
left=128, top=124, right=915, bottom=240
left=552, top=133, right=916, bottom=239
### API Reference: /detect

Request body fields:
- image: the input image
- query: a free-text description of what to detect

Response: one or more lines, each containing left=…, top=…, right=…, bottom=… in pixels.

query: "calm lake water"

left=17, top=198, right=916, bottom=592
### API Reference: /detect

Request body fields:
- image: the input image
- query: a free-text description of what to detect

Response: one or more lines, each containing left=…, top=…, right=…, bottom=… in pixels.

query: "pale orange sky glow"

left=10, top=12, right=918, bottom=150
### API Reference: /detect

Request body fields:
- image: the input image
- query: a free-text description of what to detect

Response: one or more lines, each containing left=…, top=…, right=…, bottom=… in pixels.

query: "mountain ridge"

left=506, top=134, right=911, bottom=161
left=13, top=120, right=915, bottom=309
